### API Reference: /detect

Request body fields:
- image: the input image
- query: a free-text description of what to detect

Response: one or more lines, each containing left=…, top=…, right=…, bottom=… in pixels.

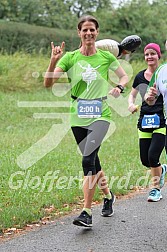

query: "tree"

left=1, top=0, right=167, bottom=54
left=64, top=0, right=113, bottom=17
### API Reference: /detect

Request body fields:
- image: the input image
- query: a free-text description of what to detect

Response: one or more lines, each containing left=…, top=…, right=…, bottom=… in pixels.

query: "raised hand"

left=51, top=41, right=65, bottom=60
left=145, top=83, right=158, bottom=105
left=147, top=83, right=157, bottom=101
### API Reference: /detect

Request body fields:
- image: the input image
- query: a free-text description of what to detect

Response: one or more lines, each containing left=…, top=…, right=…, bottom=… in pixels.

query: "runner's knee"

left=82, top=156, right=97, bottom=176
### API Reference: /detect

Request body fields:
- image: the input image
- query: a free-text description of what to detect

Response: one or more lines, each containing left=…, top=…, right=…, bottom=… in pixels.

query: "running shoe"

left=147, top=188, right=162, bottom=202
left=101, top=191, right=116, bottom=217
left=159, top=164, right=167, bottom=188
left=73, top=211, right=92, bottom=227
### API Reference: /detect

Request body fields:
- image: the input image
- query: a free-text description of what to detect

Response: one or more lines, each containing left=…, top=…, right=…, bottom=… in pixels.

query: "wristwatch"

left=116, top=85, right=124, bottom=93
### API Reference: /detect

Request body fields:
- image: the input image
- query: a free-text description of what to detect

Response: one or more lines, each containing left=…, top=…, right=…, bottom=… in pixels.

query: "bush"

left=0, top=20, right=80, bottom=54
left=0, top=20, right=125, bottom=55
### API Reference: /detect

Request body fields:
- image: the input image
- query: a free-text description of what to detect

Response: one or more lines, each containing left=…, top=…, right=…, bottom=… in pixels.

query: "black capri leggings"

left=71, top=120, right=110, bottom=176
left=139, top=133, right=165, bottom=168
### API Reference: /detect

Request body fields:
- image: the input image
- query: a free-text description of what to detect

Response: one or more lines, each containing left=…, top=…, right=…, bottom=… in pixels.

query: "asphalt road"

left=0, top=186, right=167, bottom=252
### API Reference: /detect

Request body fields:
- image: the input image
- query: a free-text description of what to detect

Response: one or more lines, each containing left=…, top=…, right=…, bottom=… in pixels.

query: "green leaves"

left=1, top=0, right=167, bottom=56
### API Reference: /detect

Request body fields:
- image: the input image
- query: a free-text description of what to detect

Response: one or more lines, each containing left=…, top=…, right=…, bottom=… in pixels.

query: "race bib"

left=141, top=114, right=160, bottom=128
left=78, top=99, right=102, bottom=118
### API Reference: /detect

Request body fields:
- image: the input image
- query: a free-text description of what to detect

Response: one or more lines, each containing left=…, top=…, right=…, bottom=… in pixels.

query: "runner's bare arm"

left=44, top=42, right=65, bottom=87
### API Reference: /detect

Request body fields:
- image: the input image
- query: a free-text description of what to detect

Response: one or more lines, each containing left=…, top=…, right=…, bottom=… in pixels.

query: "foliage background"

left=0, top=0, right=167, bottom=57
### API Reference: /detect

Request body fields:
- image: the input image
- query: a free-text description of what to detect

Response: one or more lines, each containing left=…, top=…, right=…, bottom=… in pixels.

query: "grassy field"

left=0, top=53, right=166, bottom=233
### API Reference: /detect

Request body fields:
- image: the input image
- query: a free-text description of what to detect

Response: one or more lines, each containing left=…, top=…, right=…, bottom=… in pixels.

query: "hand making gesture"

left=51, top=41, right=65, bottom=60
